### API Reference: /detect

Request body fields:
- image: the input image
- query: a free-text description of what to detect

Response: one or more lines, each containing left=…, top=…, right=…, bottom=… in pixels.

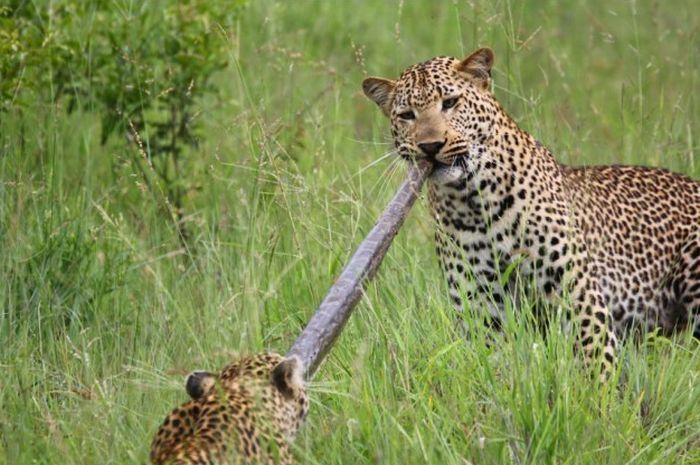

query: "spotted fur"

left=150, top=352, right=309, bottom=465
left=363, top=48, right=700, bottom=379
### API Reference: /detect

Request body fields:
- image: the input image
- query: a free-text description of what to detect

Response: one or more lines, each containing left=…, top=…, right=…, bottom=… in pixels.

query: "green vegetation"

left=1, top=1, right=699, bottom=464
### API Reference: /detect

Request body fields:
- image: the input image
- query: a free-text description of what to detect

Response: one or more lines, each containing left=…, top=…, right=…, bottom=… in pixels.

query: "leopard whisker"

left=357, top=148, right=399, bottom=175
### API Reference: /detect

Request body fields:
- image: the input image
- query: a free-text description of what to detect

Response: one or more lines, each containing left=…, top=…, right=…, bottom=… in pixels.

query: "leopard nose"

left=418, top=140, right=446, bottom=157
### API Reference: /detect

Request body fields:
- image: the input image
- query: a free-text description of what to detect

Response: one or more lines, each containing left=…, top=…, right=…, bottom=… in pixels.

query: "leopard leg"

left=660, top=229, right=700, bottom=337
left=448, top=270, right=507, bottom=335
left=569, top=261, right=618, bottom=382
left=436, top=230, right=506, bottom=336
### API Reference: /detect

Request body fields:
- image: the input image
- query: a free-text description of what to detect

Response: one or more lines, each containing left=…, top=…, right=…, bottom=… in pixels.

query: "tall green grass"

left=2, top=1, right=699, bottom=464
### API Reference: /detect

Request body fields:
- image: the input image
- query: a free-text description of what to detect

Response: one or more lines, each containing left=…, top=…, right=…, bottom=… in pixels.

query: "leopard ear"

left=362, top=77, right=396, bottom=116
left=185, top=371, right=217, bottom=400
left=456, top=48, right=494, bottom=90
left=271, top=356, right=304, bottom=400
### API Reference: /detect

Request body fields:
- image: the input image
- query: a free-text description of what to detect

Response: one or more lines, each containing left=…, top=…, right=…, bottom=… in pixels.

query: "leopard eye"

left=397, top=110, right=415, bottom=121
left=442, top=97, right=459, bottom=111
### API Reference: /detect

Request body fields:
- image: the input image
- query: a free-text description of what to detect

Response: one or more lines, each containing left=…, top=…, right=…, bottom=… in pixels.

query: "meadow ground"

left=2, top=1, right=700, bottom=464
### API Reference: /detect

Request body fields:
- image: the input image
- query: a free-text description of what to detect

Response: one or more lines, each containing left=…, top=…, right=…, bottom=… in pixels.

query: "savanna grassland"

left=2, top=1, right=699, bottom=464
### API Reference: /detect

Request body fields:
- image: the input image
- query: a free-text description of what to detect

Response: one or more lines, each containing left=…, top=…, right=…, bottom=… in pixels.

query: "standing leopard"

left=362, top=47, right=700, bottom=378
left=150, top=352, right=309, bottom=465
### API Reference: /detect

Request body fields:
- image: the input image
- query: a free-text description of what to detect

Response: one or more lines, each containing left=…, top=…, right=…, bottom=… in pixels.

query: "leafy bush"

left=1, top=0, right=247, bottom=241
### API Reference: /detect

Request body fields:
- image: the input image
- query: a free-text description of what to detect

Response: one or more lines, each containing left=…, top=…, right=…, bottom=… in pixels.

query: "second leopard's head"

left=362, top=48, right=498, bottom=166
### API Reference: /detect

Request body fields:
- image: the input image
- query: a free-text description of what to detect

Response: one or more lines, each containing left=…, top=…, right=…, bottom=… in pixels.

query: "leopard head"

left=363, top=48, right=498, bottom=167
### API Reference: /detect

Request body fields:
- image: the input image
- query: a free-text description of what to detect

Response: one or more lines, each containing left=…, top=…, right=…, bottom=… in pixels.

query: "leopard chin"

left=427, top=162, right=467, bottom=185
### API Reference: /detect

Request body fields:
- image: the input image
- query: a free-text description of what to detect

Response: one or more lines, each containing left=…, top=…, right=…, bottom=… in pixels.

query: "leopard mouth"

left=408, top=155, right=469, bottom=179
left=398, top=150, right=470, bottom=182
left=426, top=154, right=470, bottom=182
left=436, top=152, right=469, bottom=166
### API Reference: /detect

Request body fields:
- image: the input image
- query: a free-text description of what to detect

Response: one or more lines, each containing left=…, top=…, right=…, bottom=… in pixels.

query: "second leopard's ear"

left=456, top=48, right=494, bottom=90
left=362, top=77, right=396, bottom=117
left=271, top=356, right=304, bottom=400
left=185, top=371, right=217, bottom=399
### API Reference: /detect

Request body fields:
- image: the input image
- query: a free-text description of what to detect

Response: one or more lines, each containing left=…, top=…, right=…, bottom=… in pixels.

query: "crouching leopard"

left=362, top=47, right=700, bottom=378
left=150, top=352, right=309, bottom=465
